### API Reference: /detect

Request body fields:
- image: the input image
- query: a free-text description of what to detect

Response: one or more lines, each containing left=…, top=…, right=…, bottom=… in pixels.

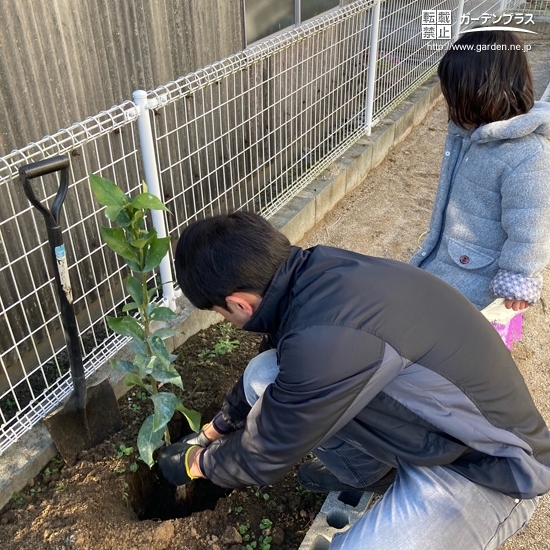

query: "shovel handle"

left=19, top=156, right=87, bottom=411
left=19, top=156, right=70, bottom=224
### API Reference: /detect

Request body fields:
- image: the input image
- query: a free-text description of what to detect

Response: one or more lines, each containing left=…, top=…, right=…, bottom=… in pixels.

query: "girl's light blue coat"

left=410, top=102, right=550, bottom=309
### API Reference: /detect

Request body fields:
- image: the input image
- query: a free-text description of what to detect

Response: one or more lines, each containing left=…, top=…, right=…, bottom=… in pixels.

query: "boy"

left=160, top=211, right=550, bottom=549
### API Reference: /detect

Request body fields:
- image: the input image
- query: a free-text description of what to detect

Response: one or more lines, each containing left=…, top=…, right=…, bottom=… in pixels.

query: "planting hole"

left=338, top=490, right=362, bottom=507
left=128, top=464, right=231, bottom=521
left=326, top=509, right=348, bottom=529
left=311, top=535, right=331, bottom=550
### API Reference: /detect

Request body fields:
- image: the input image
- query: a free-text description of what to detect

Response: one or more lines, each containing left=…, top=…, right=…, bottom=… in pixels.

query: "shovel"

left=20, top=156, right=122, bottom=464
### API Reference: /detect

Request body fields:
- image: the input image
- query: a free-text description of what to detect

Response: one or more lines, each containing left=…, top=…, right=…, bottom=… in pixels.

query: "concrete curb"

left=0, top=74, right=442, bottom=512
left=298, top=491, right=375, bottom=550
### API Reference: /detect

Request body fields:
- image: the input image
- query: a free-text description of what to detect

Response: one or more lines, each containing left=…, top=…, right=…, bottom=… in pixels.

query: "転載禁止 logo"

left=421, top=10, right=537, bottom=40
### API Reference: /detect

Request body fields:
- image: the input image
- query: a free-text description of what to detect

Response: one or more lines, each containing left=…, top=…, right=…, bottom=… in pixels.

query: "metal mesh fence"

left=0, top=104, right=164, bottom=453
left=149, top=0, right=376, bottom=240
left=0, top=0, right=545, bottom=454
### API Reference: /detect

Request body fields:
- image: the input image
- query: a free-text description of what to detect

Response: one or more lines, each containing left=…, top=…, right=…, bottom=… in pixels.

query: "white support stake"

left=364, top=0, right=382, bottom=136
left=133, top=90, right=176, bottom=311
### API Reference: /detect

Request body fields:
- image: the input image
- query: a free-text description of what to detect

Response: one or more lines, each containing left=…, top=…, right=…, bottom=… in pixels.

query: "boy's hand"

left=180, top=421, right=224, bottom=448
left=203, top=422, right=224, bottom=442
left=158, top=441, right=205, bottom=485
left=504, top=299, right=529, bottom=311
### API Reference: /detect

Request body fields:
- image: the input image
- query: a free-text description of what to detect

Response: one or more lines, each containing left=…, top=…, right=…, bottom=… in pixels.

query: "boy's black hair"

left=175, top=211, right=291, bottom=310
left=438, top=30, right=534, bottom=129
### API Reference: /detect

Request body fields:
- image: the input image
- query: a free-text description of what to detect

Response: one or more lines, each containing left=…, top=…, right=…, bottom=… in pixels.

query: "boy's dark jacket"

left=201, top=245, right=550, bottom=498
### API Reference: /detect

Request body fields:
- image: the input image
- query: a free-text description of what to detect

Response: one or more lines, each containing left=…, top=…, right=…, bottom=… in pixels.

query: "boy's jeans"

left=243, top=350, right=538, bottom=549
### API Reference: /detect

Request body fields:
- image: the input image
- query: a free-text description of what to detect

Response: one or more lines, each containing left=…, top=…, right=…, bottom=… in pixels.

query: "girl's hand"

left=504, top=299, right=529, bottom=311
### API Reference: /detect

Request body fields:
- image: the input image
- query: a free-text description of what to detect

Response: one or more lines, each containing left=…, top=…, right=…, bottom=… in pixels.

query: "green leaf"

left=122, top=302, right=140, bottom=312
left=132, top=193, right=170, bottom=212
left=152, top=328, right=177, bottom=340
left=114, top=207, right=136, bottom=229
left=126, top=275, right=144, bottom=305
left=129, top=209, right=145, bottom=231
left=123, top=372, right=149, bottom=391
left=100, top=227, right=140, bottom=265
left=148, top=336, right=177, bottom=367
left=148, top=286, right=160, bottom=299
left=131, top=238, right=151, bottom=250
left=110, top=359, right=139, bottom=374
left=130, top=229, right=156, bottom=250
left=127, top=339, right=147, bottom=356
left=143, top=236, right=171, bottom=272
left=125, top=258, right=143, bottom=273
left=134, top=353, right=157, bottom=376
left=149, top=306, right=177, bottom=322
left=89, top=174, right=127, bottom=220
left=107, top=316, right=145, bottom=340
left=176, top=403, right=201, bottom=433
left=150, top=365, right=183, bottom=389
left=137, top=414, right=165, bottom=467
left=151, top=392, right=179, bottom=432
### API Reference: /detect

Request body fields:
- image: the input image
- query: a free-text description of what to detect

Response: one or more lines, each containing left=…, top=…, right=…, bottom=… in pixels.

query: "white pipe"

left=364, top=0, right=382, bottom=136
left=132, top=90, right=176, bottom=311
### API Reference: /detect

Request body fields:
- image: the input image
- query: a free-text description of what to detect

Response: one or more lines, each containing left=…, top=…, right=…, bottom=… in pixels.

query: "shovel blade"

left=43, top=377, right=122, bottom=465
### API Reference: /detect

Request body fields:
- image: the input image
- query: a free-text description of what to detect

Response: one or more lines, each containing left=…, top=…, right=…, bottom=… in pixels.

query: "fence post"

left=132, top=90, right=176, bottom=311
left=454, top=0, right=465, bottom=41
left=364, top=0, right=382, bottom=136
left=499, top=0, right=508, bottom=13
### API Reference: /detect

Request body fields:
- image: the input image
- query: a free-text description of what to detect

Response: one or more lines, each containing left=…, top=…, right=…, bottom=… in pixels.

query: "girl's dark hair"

left=438, top=30, right=534, bottom=128
left=175, top=211, right=291, bottom=310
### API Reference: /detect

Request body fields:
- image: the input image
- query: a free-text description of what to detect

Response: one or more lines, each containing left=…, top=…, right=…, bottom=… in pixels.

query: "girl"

left=410, top=29, right=550, bottom=348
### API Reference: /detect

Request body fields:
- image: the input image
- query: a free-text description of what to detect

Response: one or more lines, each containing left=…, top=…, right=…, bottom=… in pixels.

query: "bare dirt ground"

left=300, top=91, right=550, bottom=550
left=0, top=325, right=323, bottom=550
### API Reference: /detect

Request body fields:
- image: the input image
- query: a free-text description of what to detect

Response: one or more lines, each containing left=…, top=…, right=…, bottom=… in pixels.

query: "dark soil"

left=0, top=322, right=326, bottom=550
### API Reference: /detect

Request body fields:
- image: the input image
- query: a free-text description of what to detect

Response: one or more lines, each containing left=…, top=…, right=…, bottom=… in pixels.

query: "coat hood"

left=449, top=101, right=550, bottom=143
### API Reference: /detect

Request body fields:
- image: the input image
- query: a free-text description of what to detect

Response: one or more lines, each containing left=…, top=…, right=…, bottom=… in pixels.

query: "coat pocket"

left=447, top=238, right=496, bottom=270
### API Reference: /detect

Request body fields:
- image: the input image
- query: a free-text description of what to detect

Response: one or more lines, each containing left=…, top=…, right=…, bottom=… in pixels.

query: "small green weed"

left=117, top=444, right=134, bottom=458
left=11, top=492, right=25, bottom=506
left=259, top=518, right=273, bottom=530
left=258, top=518, right=273, bottom=549
left=248, top=485, right=270, bottom=501
left=239, top=519, right=274, bottom=550
left=227, top=498, right=243, bottom=515
left=52, top=456, right=65, bottom=467
left=198, top=336, right=240, bottom=360
left=239, top=523, right=252, bottom=542
left=112, top=444, right=139, bottom=474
